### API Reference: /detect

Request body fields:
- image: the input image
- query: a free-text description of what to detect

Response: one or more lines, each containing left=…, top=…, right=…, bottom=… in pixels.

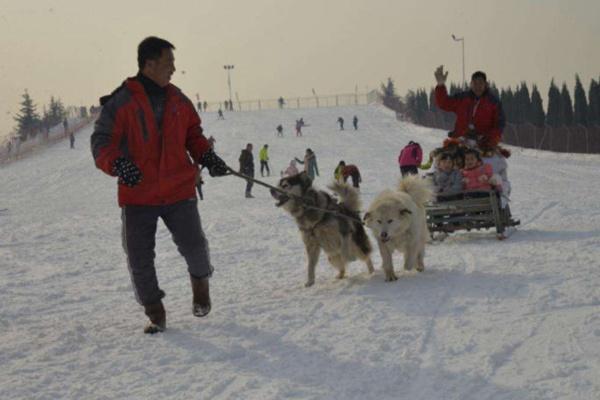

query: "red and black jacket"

left=91, top=77, right=211, bottom=207
left=435, top=85, right=505, bottom=147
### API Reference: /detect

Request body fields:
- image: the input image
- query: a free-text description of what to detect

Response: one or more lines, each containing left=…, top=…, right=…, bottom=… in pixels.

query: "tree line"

left=381, top=75, right=600, bottom=128
left=12, top=90, right=69, bottom=142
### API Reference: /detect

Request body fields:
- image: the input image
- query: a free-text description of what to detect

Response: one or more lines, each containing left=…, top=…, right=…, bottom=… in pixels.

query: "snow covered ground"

left=1, top=104, right=599, bottom=399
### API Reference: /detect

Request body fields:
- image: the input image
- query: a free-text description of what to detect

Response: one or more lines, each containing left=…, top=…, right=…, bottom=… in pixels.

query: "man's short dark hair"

left=471, top=71, right=487, bottom=82
left=137, top=36, right=175, bottom=70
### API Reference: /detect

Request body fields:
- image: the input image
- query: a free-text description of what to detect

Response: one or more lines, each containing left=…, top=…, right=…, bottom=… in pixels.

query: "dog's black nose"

left=381, top=232, right=388, bottom=239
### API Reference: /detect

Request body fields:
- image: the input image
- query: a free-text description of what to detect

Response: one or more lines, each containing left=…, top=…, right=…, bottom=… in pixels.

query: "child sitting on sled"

left=461, top=149, right=495, bottom=191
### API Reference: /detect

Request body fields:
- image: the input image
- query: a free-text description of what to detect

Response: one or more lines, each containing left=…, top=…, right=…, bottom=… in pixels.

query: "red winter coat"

left=342, top=164, right=361, bottom=180
left=462, top=163, right=493, bottom=191
left=435, top=85, right=505, bottom=147
left=398, top=143, right=423, bottom=167
left=91, top=78, right=211, bottom=207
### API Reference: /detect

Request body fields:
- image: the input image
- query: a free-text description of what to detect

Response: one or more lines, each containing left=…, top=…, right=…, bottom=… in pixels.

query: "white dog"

left=364, top=176, right=433, bottom=281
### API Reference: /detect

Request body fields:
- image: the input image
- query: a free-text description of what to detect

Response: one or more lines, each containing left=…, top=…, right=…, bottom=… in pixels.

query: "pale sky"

left=1, top=0, right=599, bottom=141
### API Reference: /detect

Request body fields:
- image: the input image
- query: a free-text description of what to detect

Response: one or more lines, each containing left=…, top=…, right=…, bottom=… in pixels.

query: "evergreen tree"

left=560, top=83, right=574, bottom=126
left=516, top=82, right=532, bottom=124
left=488, top=82, right=500, bottom=99
left=588, top=78, right=600, bottom=125
left=379, top=78, right=403, bottom=112
left=546, top=79, right=561, bottom=127
left=47, top=96, right=66, bottom=126
left=530, top=84, right=545, bottom=126
left=14, top=89, right=41, bottom=141
left=573, top=74, right=588, bottom=125
left=429, top=88, right=437, bottom=112
left=501, top=87, right=515, bottom=123
left=449, top=83, right=461, bottom=96
left=415, top=89, right=429, bottom=122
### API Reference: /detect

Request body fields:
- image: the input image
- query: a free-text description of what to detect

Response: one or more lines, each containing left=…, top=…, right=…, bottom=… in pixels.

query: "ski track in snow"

left=1, top=105, right=600, bottom=399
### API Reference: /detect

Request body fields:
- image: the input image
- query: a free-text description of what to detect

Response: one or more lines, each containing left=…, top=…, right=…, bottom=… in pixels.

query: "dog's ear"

left=399, top=209, right=412, bottom=217
left=363, top=212, right=371, bottom=222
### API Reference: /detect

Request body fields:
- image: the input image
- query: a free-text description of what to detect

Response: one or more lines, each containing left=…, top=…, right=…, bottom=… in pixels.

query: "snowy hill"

left=1, top=105, right=599, bottom=399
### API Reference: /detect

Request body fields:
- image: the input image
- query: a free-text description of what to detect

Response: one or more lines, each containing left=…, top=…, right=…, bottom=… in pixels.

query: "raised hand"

left=434, top=65, right=449, bottom=85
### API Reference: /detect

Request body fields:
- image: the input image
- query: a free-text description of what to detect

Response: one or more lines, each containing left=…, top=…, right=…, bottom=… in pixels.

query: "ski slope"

left=1, top=105, right=599, bottom=400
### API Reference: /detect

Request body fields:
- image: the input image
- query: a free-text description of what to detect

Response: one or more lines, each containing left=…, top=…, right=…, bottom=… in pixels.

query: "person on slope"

left=295, top=148, right=319, bottom=180
left=91, top=36, right=229, bottom=334
left=434, top=65, right=505, bottom=151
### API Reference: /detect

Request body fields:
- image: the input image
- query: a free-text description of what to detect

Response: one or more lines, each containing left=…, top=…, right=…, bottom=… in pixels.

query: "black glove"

left=200, top=149, right=229, bottom=177
left=112, top=157, right=142, bottom=187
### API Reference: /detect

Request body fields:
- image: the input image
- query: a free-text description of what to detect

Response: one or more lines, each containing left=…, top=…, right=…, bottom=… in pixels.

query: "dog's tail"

left=398, top=175, right=433, bottom=206
left=328, top=181, right=361, bottom=212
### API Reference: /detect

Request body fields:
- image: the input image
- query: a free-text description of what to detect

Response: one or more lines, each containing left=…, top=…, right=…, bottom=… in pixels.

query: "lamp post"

left=223, top=65, right=234, bottom=108
left=451, top=34, right=465, bottom=87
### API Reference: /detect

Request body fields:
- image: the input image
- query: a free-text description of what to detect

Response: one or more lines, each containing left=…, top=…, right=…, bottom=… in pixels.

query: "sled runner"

left=426, top=190, right=519, bottom=240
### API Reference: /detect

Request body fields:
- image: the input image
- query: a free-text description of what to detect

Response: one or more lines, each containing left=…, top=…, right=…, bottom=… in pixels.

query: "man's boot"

left=190, top=275, right=211, bottom=317
left=143, top=301, right=166, bottom=334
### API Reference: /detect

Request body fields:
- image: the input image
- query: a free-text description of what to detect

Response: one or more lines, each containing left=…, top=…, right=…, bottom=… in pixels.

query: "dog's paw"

left=336, top=272, right=346, bottom=279
left=304, top=280, right=315, bottom=287
left=384, top=273, right=398, bottom=282
left=416, top=266, right=425, bottom=272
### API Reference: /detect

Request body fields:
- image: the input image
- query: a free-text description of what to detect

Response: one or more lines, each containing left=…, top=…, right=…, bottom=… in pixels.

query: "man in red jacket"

left=434, top=65, right=505, bottom=150
left=91, top=37, right=229, bottom=334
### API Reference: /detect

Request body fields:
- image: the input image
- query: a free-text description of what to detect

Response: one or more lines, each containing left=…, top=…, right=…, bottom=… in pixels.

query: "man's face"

left=470, top=78, right=487, bottom=97
left=143, top=48, right=175, bottom=87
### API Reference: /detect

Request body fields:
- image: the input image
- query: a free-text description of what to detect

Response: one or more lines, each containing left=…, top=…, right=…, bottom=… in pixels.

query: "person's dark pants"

left=242, top=169, right=254, bottom=195
left=260, top=160, right=270, bottom=177
left=400, top=165, right=418, bottom=177
left=121, top=199, right=213, bottom=306
left=350, top=172, right=360, bottom=188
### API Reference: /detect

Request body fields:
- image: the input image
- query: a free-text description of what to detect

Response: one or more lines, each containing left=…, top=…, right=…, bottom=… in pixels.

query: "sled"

left=425, top=190, right=520, bottom=241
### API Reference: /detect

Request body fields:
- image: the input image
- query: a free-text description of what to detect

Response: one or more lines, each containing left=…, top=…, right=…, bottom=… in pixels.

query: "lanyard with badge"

left=468, top=99, right=481, bottom=131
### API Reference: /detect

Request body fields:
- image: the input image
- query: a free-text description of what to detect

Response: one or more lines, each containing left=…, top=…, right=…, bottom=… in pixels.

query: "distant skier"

left=217, top=108, right=224, bottom=120
left=197, top=101, right=202, bottom=112
left=278, top=97, right=285, bottom=109
left=353, top=115, right=358, bottom=130
left=259, top=144, right=270, bottom=177
left=69, top=132, right=75, bottom=149
left=195, top=167, right=204, bottom=200
left=337, top=117, right=344, bottom=131
left=295, top=119, right=303, bottom=137
left=334, top=160, right=362, bottom=188
left=398, top=141, right=423, bottom=177
left=203, top=101, right=208, bottom=111
left=281, top=159, right=299, bottom=177
left=239, top=143, right=255, bottom=198
left=295, top=148, right=319, bottom=180
left=276, top=124, right=283, bottom=137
